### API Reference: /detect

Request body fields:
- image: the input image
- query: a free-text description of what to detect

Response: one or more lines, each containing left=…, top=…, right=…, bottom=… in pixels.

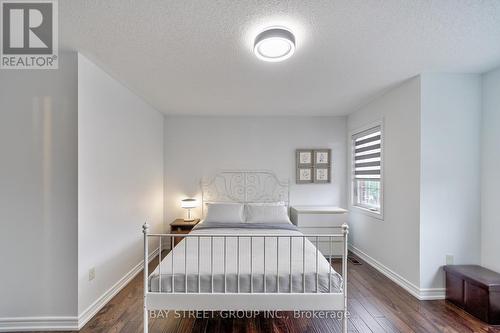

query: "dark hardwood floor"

left=27, top=253, right=500, bottom=333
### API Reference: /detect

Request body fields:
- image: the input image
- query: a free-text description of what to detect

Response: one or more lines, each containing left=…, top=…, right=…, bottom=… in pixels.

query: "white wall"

left=164, top=116, right=347, bottom=223
left=0, top=53, right=78, bottom=318
left=77, top=55, right=164, bottom=316
left=420, top=73, right=482, bottom=290
left=481, top=67, right=500, bottom=273
left=347, top=77, right=422, bottom=290
left=348, top=74, right=484, bottom=297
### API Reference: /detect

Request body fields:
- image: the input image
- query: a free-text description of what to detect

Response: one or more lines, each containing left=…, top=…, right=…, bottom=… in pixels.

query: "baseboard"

left=418, top=287, right=446, bottom=300
left=77, top=247, right=159, bottom=329
left=349, top=245, right=445, bottom=300
left=0, top=316, right=78, bottom=332
left=0, top=248, right=159, bottom=332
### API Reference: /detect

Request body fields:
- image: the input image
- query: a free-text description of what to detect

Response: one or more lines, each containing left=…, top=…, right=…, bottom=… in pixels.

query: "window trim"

left=350, top=120, right=384, bottom=220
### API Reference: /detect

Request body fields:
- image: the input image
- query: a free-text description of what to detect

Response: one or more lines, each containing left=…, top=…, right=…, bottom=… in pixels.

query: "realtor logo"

left=1, top=0, right=58, bottom=69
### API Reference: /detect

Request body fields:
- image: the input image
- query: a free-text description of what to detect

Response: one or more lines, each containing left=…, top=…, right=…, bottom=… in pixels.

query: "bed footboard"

left=142, top=223, right=349, bottom=333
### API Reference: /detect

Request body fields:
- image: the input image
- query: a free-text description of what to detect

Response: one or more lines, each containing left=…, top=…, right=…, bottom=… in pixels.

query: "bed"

left=142, top=170, right=348, bottom=333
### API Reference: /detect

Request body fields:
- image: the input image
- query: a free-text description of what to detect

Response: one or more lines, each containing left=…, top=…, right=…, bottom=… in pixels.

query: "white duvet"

left=149, top=224, right=343, bottom=294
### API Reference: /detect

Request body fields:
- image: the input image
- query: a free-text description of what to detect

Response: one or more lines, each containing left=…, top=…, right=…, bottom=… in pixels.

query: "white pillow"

left=245, top=204, right=291, bottom=224
left=204, top=203, right=245, bottom=223
left=246, top=202, right=283, bottom=206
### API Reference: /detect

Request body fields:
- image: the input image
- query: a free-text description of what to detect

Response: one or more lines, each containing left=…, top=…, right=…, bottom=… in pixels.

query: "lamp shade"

left=181, top=198, right=197, bottom=209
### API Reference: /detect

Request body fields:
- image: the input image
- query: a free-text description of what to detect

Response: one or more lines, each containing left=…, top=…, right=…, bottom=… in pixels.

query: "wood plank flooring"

left=25, top=252, right=500, bottom=333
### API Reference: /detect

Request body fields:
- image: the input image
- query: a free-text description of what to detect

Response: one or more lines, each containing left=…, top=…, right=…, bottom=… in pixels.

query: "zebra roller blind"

left=353, top=126, right=382, bottom=180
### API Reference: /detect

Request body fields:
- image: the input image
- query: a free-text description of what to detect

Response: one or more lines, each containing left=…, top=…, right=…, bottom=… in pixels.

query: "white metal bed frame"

left=142, top=170, right=349, bottom=333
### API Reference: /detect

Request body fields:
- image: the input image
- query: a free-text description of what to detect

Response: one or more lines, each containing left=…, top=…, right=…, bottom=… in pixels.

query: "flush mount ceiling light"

left=254, top=27, right=295, bottom=62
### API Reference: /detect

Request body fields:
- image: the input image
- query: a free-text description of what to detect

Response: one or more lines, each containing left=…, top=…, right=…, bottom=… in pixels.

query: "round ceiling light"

left=254, top=27, right=295, bottom=62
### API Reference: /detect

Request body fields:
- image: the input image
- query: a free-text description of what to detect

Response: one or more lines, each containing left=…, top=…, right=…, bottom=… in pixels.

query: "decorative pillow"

left=204, top=203, right=245, bottom=223
left=245, top=204, right=291, bottom=224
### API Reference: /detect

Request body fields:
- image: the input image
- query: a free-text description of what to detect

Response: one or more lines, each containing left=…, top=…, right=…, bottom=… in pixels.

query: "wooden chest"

left=444, top=265, right=500, bottom=325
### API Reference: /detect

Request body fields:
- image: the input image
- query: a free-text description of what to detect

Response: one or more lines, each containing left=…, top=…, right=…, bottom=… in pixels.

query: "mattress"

left=148, top=222, right=343, bottom=293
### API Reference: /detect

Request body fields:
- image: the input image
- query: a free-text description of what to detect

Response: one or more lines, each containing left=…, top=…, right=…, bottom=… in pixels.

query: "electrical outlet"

left=89, top=267, right=96, bottom=281
left=445, top=255, right=454, bottom=265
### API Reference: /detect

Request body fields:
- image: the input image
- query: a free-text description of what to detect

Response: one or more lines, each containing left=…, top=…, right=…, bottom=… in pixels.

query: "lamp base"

left=184, top=207, right=195, bottom=222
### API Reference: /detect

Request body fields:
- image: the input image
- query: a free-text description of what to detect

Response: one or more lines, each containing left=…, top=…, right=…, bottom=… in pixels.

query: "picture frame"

left=314, top=149, right=331, bottom=166
left=296, top=149, right=313, bottom=167
left=296, top=167, right=313, bottom=184
left=296, top=148, right=332, bottom=184
left=314, top=167, right=331, bottom=183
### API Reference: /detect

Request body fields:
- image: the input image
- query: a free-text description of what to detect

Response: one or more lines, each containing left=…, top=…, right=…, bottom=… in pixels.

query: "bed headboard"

left=201, top=170, right=289, bottom=207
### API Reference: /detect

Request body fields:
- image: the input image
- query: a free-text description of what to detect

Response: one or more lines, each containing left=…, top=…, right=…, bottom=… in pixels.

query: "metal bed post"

left=342, top=223, right=349, bottom=333
left=143, top=223, right=149, bottom=333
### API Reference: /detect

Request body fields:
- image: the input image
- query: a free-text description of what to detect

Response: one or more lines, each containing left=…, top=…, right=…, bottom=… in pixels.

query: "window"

left=352, top=125, right=383, bottom=215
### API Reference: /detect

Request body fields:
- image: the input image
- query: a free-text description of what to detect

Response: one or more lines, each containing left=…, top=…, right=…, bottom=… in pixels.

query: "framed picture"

left=296, top=148, right=332, bottom=184
left=314, top=149, right=331, bottom=166
left=314, top=167, right=331, bottom=183
left=296, top=149, right=313, bottom=167
left=296, top=167, right=313, bottom=184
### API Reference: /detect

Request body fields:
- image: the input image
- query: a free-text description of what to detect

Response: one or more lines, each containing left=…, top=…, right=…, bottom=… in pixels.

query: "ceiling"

left=60, top=1, right=500, bottom=116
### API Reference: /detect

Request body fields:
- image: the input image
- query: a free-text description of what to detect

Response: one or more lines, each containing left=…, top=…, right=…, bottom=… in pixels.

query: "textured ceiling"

left=60, top=1, right=500, bottom=116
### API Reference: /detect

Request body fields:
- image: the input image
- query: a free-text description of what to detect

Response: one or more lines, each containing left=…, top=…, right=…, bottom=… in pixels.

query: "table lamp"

left=181, top=198, right=197, bottom=221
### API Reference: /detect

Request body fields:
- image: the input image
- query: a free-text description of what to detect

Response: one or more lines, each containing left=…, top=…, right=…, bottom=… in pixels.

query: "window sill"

left=351, top=205, right=384, bottom=221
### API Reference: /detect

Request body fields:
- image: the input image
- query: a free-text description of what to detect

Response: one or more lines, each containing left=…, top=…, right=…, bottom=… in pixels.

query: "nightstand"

left=290, top=206, right=347, bottom=256
left=170, top=218, right=200, bottom=246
